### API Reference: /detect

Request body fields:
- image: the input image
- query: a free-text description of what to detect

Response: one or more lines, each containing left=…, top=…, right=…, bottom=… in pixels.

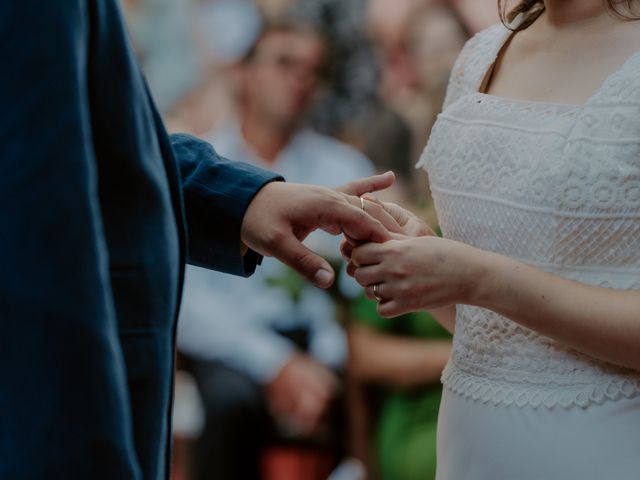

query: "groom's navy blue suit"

left=0, top=2, right=280, bottom=479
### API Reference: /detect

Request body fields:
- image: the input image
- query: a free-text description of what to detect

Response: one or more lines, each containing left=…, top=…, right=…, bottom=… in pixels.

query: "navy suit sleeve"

left=170, top=133, right=283, bottom=276
left=0, top=3, right=140, bottom=479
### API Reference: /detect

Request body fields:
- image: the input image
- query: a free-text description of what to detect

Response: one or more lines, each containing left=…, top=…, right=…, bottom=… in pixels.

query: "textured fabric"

left=420, top=23, right=640, bottom=410
left=0, top=2, right=279, bottom=479
left=418, top=23, right=640, bottom=478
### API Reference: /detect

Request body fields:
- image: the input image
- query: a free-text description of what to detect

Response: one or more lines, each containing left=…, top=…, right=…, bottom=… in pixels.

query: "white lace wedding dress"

left=418, top=24, right=640, bottom=479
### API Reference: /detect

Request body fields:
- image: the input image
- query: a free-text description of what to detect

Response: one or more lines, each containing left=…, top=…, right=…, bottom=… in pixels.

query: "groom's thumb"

left=278, top=233, right=335, bottom=288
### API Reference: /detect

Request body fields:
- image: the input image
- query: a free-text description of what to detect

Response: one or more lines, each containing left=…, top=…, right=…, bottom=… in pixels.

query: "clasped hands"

left=241, top=172, right=484, bottom=318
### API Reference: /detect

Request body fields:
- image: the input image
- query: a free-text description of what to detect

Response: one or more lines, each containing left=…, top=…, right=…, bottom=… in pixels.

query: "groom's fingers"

left=276, top=232, right=336, bottom=288
left=330, top=200, right=392, bottom=244
left=336, top=171, right=395, bottom=197
left=346, top=260, right=359, bottom=278
left=377, top=299, right=406, bottom=318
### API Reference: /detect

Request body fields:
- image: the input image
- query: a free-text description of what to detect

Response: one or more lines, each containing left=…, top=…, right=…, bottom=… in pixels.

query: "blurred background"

left=121, top=1, right=499, bottom=479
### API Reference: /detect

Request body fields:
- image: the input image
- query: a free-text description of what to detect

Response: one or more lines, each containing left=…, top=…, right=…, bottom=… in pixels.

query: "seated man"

left=177, top=19, right=375, bottom=480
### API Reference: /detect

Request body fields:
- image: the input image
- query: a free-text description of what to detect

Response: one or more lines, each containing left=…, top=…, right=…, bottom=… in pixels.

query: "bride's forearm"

left=471, top=252, right=640, bottom=370
left=429, top=305, right=456, bottom=334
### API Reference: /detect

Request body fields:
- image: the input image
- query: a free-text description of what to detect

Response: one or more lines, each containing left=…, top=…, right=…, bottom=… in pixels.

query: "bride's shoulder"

left=465, top=23, right=509, bottom=51
left=450, top=24, right=509, bottom=89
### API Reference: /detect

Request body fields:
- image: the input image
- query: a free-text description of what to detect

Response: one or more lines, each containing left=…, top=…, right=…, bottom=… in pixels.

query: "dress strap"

left=442, top=24, right=510, bottom=112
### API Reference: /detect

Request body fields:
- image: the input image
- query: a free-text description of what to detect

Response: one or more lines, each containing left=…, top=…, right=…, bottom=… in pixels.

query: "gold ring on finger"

left=373, top=283, right=383, bottom=302
left=360, top=196, right=366, bottom=212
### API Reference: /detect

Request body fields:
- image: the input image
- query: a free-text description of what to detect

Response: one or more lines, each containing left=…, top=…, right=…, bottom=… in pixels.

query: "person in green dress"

left=346, top=295, right=451, bottom=480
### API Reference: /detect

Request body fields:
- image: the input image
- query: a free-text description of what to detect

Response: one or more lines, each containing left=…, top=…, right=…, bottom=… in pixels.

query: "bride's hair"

left=499, top=0, right=640, bottom=31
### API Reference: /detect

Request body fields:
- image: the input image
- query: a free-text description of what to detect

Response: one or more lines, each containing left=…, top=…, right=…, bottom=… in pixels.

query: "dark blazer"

left=0, top=2, right=280, bottom=479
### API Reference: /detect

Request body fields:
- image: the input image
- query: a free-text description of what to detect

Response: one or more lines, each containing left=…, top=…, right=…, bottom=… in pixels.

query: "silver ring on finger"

left=360, top=196, right=366, bottom=212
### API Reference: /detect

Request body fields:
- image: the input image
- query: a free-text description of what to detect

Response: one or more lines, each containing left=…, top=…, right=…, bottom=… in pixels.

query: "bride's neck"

left=541, top=0, right=608, bottom=27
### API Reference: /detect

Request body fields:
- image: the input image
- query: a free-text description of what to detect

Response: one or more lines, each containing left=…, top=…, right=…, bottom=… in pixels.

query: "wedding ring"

left=360, top=196, right=366, bottom=212
left=372, top=283, right=383, bottom=302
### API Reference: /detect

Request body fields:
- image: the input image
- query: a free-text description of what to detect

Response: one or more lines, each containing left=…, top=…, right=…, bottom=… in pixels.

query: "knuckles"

left=262, top=227, right=287, bottom=250
left=390, top=265, right=409, bottom=279
left=396, top=281, right=413, bottom=296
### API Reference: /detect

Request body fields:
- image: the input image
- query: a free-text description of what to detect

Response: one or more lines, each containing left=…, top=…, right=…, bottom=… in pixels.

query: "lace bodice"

left=419, top=25, right=640, bottom=408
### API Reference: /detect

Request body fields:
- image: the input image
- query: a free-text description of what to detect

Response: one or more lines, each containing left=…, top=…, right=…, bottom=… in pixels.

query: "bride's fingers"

left=363, top=196, right=434, bottom=237
left=377, top=299, right=406, bottom=318
left=354, top=265, right=385, bottom=287
left=364, top=281, right=390, bottom=302
left=351, top=242, right=386, bottom=266
left=361, top=193, right=382, bottom=205
left=364, top=283, right=378, bottom=301
left=382, top=201, right=411, bottom=225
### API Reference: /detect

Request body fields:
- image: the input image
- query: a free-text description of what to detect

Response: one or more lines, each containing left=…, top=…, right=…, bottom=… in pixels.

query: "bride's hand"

left=360, top=194, right=435, bottom=238
left=340, top=196, right=434, bottom=273
left=350, top=236, right=485, bottom=317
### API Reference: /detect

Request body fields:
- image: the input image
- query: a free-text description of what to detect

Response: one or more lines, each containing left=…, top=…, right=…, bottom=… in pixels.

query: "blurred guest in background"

left=341, top=4, right=468, bottom=479
left=123, top=0, right=202, bottom=117
left=236, top=0, right=425, bottom=200
left=177, top=19, right=375, bottom=480
left=346, top=299, right=451, bottom=480
left=449, top=0, right=500, bottom=33
left=288, top=0, right=381, bottom=140
left=368, top=2, right=469, bottom=195
left=162, top=0, right=265, bottom=135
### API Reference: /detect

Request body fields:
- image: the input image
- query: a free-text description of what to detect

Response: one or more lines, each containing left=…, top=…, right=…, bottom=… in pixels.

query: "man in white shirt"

left=177, top=18, right=375, bottom=480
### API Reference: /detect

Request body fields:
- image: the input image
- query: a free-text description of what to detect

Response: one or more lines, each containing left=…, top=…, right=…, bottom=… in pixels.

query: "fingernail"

left=313, top=269, right=333, bottom=287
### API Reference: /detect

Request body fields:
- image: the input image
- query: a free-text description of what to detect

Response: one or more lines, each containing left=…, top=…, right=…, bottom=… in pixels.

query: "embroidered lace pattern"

left=418, top=25, right=640, bottom=409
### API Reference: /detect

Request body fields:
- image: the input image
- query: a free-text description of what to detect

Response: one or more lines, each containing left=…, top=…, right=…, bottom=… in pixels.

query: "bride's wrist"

left=463, top=247, right=507, bottom=309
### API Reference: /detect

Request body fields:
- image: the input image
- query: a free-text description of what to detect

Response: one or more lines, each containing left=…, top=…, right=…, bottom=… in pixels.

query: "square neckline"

left=474, top=19, right=640, bottom=110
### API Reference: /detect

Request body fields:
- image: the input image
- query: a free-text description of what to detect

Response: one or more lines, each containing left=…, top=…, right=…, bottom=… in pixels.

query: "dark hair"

left=498, top=0, right=640, bottom=31
left=239, top=18, right=333, bottom=82
left=242, top=19, right=329, bottom=63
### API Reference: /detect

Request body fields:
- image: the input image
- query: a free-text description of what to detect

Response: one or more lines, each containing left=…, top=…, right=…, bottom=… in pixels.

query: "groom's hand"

left=241, top=174, right=397, bottom=288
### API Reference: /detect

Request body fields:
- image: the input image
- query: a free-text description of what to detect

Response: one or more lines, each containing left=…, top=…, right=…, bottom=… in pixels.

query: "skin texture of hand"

left=340, top=197, right=435, bottom=276
left=337, top=172, right=406, bottom=235
left=360, top=194, right=435, bottom=238
left=240, top=173, right=398, bottom=289
left=351, top=235, right=483, bottom=317
left=265, top=354, right=339, bottom=436
left=340, top=197, right=458, bottom=332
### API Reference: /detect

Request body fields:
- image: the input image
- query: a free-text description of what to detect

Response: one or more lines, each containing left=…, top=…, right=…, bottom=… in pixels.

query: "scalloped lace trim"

left=442, top=362, right=640, bottom=409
